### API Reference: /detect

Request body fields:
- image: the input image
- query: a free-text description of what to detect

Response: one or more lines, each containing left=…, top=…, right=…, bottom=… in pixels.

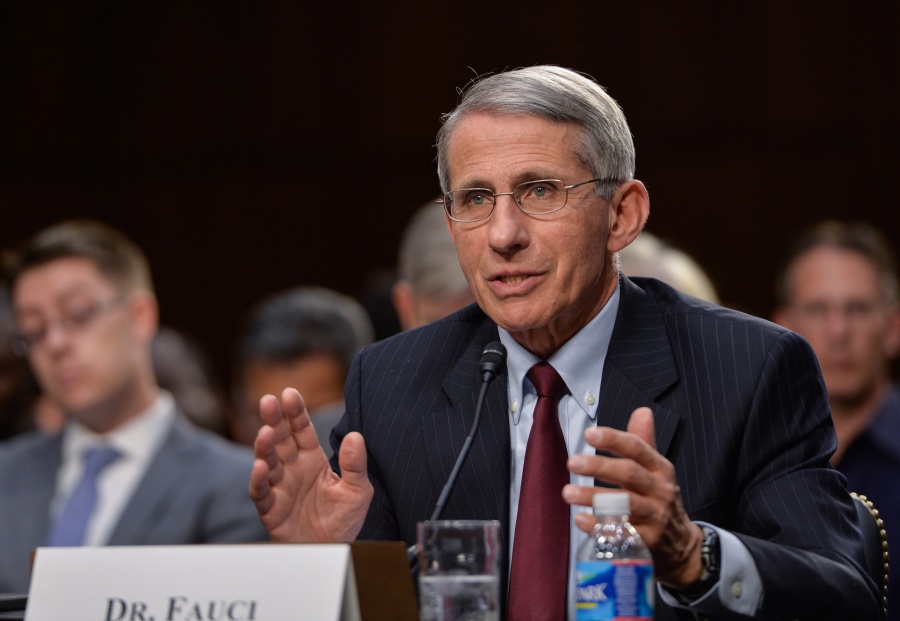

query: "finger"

left=249, top=422, right=279, bottom=511
left=248, top=458, right=273, bottom=512
left=259, top=393, right=296, bottom=456
left=258, top=392, right=286, bottom=427
left=252, top=421, right=278, bottom=471
left=574, top=510, right=597, bottom=534
left=626, top=407, right=656, bottom=450
left=563, top=482, right=600, bottom=509
left=279, top=387, right=320, bottom=452
left=252, top=423, right=285, bottom=482
left=584, top=426, right=663, bottom=473
left=337, top=431, right=369, bottom=490
left=567, top=453, right=656, bottom=495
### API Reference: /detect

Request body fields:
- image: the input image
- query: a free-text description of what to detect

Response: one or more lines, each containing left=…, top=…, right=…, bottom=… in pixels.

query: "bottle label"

left=575, top=559, right=654, bottom=620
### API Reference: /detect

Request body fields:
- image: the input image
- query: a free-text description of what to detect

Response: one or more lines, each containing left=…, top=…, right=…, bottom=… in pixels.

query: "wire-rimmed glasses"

left=438, top=177, right=618, bottom=223
left=10, top=295, right=128, bottom=356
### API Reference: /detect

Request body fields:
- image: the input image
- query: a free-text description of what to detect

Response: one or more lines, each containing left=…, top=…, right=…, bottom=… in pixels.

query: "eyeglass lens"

left=447, top=180, right=569, bottom=222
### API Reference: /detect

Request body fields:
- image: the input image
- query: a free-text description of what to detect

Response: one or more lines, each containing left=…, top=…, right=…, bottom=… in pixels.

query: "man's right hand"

left=248, top=387, right=373, bottom=543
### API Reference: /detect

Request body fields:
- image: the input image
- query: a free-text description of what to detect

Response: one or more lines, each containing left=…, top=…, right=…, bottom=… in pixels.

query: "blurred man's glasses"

left=794, top=299, right=884, bottom=326
left=10, top=295, right=128, bottom=356
left=438, top=177, right=618, bottom=223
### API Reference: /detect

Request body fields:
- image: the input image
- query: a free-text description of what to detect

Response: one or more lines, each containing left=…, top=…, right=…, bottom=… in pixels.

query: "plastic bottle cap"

left=593, top=492, right=630, bottom=515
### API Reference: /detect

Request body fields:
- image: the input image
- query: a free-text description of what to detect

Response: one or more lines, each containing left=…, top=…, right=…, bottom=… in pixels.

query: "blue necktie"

left=46, top=445, right=120, bottom=546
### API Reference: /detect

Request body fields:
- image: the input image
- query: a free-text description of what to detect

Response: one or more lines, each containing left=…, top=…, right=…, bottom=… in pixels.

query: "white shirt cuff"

left=657, top=522, right=763, bottom=618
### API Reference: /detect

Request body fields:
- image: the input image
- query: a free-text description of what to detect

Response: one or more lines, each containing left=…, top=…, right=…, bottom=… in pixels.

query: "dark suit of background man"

left=0, top=220, right=268, bottom=595
left=249, top=66, right=882, bottom=620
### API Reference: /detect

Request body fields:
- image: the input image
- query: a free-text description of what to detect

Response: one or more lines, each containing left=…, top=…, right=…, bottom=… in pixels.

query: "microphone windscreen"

left=480, top=342, right=507, bottom=378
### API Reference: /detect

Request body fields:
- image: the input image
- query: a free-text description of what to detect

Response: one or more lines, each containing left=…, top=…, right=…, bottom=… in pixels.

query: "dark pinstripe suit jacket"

left=332, top=276, right=882, bottom=620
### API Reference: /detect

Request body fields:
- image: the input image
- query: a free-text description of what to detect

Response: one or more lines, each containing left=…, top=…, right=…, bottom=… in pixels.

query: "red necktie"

left=508, top=362, right=569, bottom=621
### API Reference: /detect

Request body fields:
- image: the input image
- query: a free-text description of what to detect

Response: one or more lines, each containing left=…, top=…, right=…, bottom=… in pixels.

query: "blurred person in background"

left=391, top=198, right=476, bottom=330
left=230, top=286, right=374, bottom=455
left=152, top=325, right=230, bottom=437
left=0, top=288, right=39, bottom=441
left=617, top=230, right=719, bottom=304
left=0, top=220, right=267, bottom=595
left=28, top=325, right=232, bottom=437
left=772, top=219, right=900, bottom=619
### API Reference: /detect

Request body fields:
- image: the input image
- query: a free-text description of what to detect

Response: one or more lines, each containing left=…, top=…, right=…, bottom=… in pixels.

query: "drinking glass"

left=417, top=520, right=501, bottom=621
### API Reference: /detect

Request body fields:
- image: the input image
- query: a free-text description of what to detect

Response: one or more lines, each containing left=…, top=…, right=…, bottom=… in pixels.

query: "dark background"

left=2, top=2, right=898, bottom=385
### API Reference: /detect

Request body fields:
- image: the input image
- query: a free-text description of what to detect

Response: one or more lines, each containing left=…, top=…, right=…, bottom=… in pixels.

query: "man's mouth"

left=498, top=275, right=528, bottom=285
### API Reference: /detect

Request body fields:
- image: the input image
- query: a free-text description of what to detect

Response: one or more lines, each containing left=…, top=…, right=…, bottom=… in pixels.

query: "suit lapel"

left=422, top=320, right=510, bottom=524
left=419, top=318, right=511, bottom=605
left=108, top=414, right=188, bottom=544
left=599, top=276, right=681, bottom=457
left=14, top=435, right=61, bottom=567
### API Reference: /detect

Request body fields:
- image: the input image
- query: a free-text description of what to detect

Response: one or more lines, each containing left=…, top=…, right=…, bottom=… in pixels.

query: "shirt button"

left=731, top=581, right=743, bottom=598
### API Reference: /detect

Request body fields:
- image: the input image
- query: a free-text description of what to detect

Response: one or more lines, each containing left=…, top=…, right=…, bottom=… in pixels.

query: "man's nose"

left=823, top=307, right=852, bottom=340
left=41, top=319, right=74, bottom=351
left=487, top=194, right=529, bottom=253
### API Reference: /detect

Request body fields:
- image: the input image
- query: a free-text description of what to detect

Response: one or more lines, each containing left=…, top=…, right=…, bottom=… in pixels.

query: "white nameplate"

left=25, top=544, right=360, bottom=621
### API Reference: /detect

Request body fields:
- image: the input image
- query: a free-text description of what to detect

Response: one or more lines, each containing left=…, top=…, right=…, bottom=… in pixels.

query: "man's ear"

left=444, top=210, right=456, bottom=243
left=607, top=180, right=650, bottom=254
left=128, top=291, right=159, bottom=346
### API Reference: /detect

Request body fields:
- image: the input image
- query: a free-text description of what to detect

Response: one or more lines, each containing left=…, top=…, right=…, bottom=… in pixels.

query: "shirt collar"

left=62, top=391, right=176, bottom=463
left=500, top=284, right=620, bottom=424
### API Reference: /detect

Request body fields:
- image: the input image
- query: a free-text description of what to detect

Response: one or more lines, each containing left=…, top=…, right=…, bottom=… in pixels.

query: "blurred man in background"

left=27, top=325, right=232, bottom=437
left=617, top=230, right=719, bottom=304
left=773, top=219, right=900, bottom=618
left=0, top=220, right=267, bottom=595
left=230, top=286, right=374, bottom=455
left=391, top=198, right=475, bottom=330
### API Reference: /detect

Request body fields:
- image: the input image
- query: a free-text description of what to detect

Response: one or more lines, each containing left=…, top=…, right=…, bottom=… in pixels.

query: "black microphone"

left=407, top=341, right=508, bottom=568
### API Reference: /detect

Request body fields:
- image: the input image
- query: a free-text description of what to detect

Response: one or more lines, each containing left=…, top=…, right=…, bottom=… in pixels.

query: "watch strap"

left=675, top=525, right=721, bottom=603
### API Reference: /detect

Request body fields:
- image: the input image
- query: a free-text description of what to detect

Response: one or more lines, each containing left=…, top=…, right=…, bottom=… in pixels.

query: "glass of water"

left=417, top=520, right=501, bottom=621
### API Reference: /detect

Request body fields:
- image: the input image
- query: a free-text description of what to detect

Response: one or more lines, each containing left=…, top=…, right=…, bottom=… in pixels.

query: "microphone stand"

left=407, top=343, right=506, bottom=570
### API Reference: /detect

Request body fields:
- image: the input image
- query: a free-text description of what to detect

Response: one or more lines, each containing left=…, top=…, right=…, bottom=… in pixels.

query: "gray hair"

left=436, top=65, right=635, bottom=200
left=398, top=199, right=470, bottom=301
left=619, top=231, right=720, bottom=304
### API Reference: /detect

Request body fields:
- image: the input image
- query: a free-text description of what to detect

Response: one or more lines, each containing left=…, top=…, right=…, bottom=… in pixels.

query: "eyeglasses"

left=438, top=177, right=618, bottom=223
left=10, top=295, right=128, bottom=356
left=793, top=300, right=884, bottom=325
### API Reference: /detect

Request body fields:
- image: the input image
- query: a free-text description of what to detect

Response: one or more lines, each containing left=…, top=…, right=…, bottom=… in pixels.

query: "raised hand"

left=248, top=387, right=373, bottom=543
left=563, top=407, right=704, bottom=589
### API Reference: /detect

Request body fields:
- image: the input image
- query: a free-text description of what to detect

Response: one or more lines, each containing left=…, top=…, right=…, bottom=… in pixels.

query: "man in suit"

left=0, top=220, right=268, bottom=595
left=250, top=66, right=881, bottom=619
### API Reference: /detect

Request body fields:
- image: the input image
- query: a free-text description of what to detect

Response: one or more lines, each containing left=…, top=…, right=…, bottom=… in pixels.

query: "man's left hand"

left=563, top=407, right=705, bottom=589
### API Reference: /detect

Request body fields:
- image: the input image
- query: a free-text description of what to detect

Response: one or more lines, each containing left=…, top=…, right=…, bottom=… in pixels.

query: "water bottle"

left=574, top=492, right=655, bottom=620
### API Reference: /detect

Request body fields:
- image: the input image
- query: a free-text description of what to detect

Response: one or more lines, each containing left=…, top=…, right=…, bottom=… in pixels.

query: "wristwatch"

left=676, top=525, right=721, bottom=602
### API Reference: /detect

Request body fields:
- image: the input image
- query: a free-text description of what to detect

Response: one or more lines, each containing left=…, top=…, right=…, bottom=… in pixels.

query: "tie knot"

left=82, top=445, right=120, bottom=476
left=526, top=362, right=567, bottom=400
